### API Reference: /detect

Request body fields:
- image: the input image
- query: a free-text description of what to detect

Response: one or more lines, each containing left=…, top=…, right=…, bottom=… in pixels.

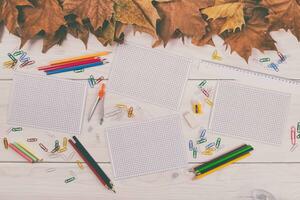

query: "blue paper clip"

left=199, top=128, right=206, bottom=139
left=268, top=63, right=279, bottom=72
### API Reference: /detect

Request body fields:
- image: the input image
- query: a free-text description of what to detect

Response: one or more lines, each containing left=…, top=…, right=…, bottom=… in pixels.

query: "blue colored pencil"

left=46, top=62, right=105, bottom=75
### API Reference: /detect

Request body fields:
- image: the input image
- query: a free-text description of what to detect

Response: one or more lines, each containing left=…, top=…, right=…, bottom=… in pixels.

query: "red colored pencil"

left=39, top=58, right=101, bottom=71
left=9, top=143, right=33, bottom=163
left=68, top=139, right=107, bottom=187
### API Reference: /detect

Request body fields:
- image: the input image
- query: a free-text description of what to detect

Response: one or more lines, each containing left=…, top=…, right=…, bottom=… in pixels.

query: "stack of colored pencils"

left=9, top=142, right=42, bottom=163
left=69, top=136, right=115, bottom=193
left=38, top=52, right=110, bottom=75
left=193, top=144, right=253, bottom=180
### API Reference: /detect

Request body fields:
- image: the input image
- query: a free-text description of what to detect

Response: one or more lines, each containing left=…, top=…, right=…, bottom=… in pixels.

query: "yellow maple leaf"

left=202, top=2, right=245, bottom=33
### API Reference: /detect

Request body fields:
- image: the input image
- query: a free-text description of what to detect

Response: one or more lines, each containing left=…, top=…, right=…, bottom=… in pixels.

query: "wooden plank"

left=0, top=162, right=298, bottom=199
left=0, top=29, right=299, bottom=80
left=0, top=80, right=299, bottom=162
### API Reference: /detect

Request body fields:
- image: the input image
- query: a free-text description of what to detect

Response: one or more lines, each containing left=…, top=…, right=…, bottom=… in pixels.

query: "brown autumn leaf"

left=114, top=0, right=160, bottom=42
left=20, top=0, right=65, bottom=51
left=94, top=18, right=116, bottom=46
left=65, top=14, right=89, bottom=47
left=0, top=0, right=32, bottom=35
left=224, top=8, right=277, bottom=62
left=202, top=2, right=245, bottom=33
left=63, top=0, right=114, bottom=30
left=155, top=0, right=212, bottom=45
left=261, top=0, right=300, bottom=41
left=42, top=26, right=67, bottom=53
left=192, top=18, right=226, bottom=46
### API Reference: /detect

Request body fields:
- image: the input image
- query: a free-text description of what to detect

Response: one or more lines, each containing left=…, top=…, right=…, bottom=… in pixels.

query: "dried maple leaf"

left=0, top=0, right=32, bottom=35
left=43, top=26, right=67, bottom=53
left=261, top=0, right=300, bottom=41
left=65, top=14, right=89, bottom=47
left=192, top=18, right=226, bottom=46
left=94, top=18, right=116, bottom=46
left=155, top=0, right=212, bottom=46
left=20, top=0, right=65, bottom=51
left=114, top=0, right=160, bottom=42
left=63, top=0, right=114, bottom=30
left=223, top=8, right=277, bottom=62
left=202, top=2, right=245, bottom=33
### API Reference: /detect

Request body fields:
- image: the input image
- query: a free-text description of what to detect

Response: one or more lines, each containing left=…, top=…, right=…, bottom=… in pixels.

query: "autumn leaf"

left=63, top=0, right=114, bottom=30
left=155, top=0, right=212, bottom=46
left=261, top=0, right=300, bottom=41
left=65, top=14, right=89, bottom=47
left=202, top=2, right=245, bottom=33
left=43, top=26, right=67, bottom=53
left=0, top=0, right=32, bottom=35
left=224, top=8, right=277, bottom=62
left=93, top=18, right=116, bottom=46
left=114, top=0, right=160, bottom=42
left=20, top=0, right=65, bottom=51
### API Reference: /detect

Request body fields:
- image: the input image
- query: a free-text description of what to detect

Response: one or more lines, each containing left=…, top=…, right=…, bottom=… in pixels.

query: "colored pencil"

left=50, top=51, right=110, bottom=65
left=40, top=58, right=101, bottom=71
left=17, top=142, right=41, bottom=161
left=13, top=142, right=38, bottom=162
left=194, top=145, right=253, bottom=174
left=69, top=137, right=115, bottom=193
left=194, top=144, right=250, bottom=173
left=9, top=143, right=33, bottom=163
left=193, top=153, right=251, bottom=180
left=46, top=62, right=105, bottom=75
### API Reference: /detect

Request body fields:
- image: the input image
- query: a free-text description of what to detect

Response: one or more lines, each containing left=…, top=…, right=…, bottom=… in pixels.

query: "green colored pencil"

left=194, top=144, right=253, bottom=174
left=13, top=142, right=38, bottom=162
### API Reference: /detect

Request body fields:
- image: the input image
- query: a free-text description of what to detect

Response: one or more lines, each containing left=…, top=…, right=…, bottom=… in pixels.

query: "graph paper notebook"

left=8, top=72, right=87, bottom=134
left=106, top=115, right=187, bottom=179
left=108, top=43, right=192, bottom=111
left=209, top=81, right=291, bottom=145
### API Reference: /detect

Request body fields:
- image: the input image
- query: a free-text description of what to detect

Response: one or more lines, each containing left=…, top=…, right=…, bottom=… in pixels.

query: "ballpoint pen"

left=88, top=83, right=106, bottom=124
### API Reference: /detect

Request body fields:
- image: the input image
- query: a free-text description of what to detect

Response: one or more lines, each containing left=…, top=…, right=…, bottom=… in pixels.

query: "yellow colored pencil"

left=193, top=153, right=250, bottom=180
left=17, top=142, right=42, bottom=161
left=50, top=51, right=110, bottom=65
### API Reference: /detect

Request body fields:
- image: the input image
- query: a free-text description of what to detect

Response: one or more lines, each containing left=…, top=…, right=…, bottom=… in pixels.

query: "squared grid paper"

left=8, top=72, right=87, bottom=134
left=209, top=81, right=291, bottom=145
left=108, top=43, right=192, bottom=110
left=106, top=115, right=187, bottom=179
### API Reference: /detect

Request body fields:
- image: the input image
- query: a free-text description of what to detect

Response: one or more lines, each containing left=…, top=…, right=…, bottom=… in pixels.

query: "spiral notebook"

left=200, top=60, right=299, bottom=145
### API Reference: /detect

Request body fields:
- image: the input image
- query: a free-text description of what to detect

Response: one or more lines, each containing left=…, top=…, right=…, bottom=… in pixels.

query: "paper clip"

left=63, top=137, right=68, bottom=148
left=128, top=106, right=134, bottom=118
left=67, top=151, right=76, bottom=161
left=58, top=147, right=67, bottom=153
left=3, top=138, right=8, bottom=149
left=215, top=138, right=221, bottom=148
left=51, top=145, right=60, bottom=153
left=12, top=127, right=22, bottom=132
left=268, top=63, right=279, bottom=72
left=55, top=140, right=60, bottom=148
left=198, top=80, right=207, bottom=88
left=202, top=149, right=214, bottom=155
left=46, top=168, right=56, bottom=173
left=3, top=60, right=17, bottom=68
left=199, top=129, right=206, bottom=139
left=291, top=126, right=296, bottom=145
left=192, top=103, right=202, bottom=114
left=297, top=122, right=300, bottom=133
left=7, top=53, right=17, bottom=63
left=211, top=50, right=222, bottom=61
left=192, top=147, right=198, bottom=159
left=205, top=142, right=215, bottom=149
left=39, top=143, right=48, bottom=152
left=20, top=60, right=35, bottom=68
left=259, top=58, right=270, bottom=63
left=277, top=52, right=286, bottom=62
left=74, top=69, right=84, bottom=73
left=65, top=177, right=76, bottom=183
left=197, top=138, right=207, bottom=144
left=290, top=144, right=298, bottom=152
left=297, top=134, right=300, bottom=139
left=189, top=140, right=193, bottom=151
left=88, top=75, right=97, bottom=88
left=76, top=160, right=84, bottom=169
left=27, top=138, right=37, bottom=142
left=201, top=88, right=210, bottom=98
left=105, top=108, right=123, bottom=118
left=12, top=50, right=23, bottom=57
left=205, top=98, right=213, bottom=107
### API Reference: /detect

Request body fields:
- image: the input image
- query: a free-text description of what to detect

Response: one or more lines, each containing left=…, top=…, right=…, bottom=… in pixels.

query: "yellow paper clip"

left=205, top=98, right=213, bottom=107
left=211, top=50, right=222, bottom=61
left=63, top=137, right=68, bottom=148
left=192, top=103, right=202, bottom=114
left=128, top=106, right=134, bottom=118
left=76, top=160, right=84, bottom=169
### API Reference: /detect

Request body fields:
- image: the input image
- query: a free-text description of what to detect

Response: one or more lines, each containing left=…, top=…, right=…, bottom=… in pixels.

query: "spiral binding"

left=200, top=60, right=300, bottom=85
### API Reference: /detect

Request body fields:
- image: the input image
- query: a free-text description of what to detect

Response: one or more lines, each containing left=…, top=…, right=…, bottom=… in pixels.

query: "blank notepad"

left=106, top=115, right=187, bottom=179
left=209, top=81, right=291, bottom=145
left=8, top=72, right=87, bottom=134
left=108, top=43, right=192, bottom=110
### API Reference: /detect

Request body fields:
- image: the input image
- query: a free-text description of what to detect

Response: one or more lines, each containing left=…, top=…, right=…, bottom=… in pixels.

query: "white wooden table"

left=0, top=28, right=299, bottom=200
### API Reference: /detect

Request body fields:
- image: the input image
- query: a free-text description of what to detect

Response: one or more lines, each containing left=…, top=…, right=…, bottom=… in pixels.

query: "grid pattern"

left=107, top=43, right=192, bottom=110
left=106, top=115, right=187, bottom=179
left=8, top=72, right=87, bottom=134
left=209, top=81, right=291, bottom=145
